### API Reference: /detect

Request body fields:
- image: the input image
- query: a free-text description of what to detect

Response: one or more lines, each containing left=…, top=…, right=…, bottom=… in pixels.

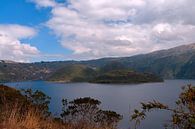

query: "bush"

left=131, top=85, right=195, bottom=129
left=0, top=85, right=122, bottom=129
left=61, top=97, right=122, bottom=129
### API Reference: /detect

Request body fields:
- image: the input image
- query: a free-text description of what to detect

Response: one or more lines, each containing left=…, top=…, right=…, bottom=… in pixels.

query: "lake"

left=4, top=80, right=195, bottom=129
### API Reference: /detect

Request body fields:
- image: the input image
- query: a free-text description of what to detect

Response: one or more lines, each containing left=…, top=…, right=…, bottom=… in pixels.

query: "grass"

left=0, top=101, right=114, bottom=129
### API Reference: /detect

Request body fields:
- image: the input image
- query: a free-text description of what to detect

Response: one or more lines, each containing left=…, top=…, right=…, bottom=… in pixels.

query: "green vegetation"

left=91, top=61, right=162, bottom=83
left=91, top=70, right=163, bottom=84
left=0, top=85, right=122, bottom=129
left=98, top=61, right=128, bottom=73
left=131, top=85, right=195, bottom=129
left=47, top=64, right=97, bottom=82
left=0, top=61, right=77, bottom=82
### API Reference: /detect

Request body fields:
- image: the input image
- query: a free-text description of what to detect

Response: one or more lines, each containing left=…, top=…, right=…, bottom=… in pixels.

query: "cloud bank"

left=0, top=24, right=39, bottom=62
left=31, top=0, right=195, bottom=59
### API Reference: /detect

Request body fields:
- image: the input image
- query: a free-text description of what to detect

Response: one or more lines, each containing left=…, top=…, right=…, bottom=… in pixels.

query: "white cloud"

left=0, top=24, right=36, bottom=39
left=132, top=0, right=195, bottom=25
left=29, top=0, right=57, bottom=7
left=0, top=24, right=39, bottom=62
left=68, top=0, right=146, bottom=21
left=151, top=23, right=195, bottom=44
left=31, top=0, right=195, bottom=59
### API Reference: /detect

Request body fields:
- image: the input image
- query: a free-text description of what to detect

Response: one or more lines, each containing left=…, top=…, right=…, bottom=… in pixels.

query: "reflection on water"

left=5, top=80, right=195, bottom=129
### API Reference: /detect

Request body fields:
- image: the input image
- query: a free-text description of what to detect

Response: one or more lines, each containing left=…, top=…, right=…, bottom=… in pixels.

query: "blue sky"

left=0, top=0, right=195, bottom=62
left=0, top=0, right=49, bottom=25
left=0, top=0, right=71, bottom=56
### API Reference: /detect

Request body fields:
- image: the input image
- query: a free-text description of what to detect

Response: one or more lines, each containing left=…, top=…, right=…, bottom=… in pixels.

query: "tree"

left=96, top=110, right=122, bottom=128
left=21, top=89, right=51, bottom=117
left=131, top=85, right=195, bottom=129
left=61, top=97, right=122, bottom=128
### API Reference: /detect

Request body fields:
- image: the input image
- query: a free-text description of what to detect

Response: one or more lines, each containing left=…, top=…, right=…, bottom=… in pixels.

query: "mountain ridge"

left=0, top=43, right=195, bottom=82
left=2, top=43, right=195, bottom=64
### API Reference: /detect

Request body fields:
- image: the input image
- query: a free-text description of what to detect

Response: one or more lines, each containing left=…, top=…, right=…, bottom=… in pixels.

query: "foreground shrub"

left=131, top=85, right=195, bottom=129
left=0, top=85, right=122, bottom=129
left=61, top=97, right=122, bottom=129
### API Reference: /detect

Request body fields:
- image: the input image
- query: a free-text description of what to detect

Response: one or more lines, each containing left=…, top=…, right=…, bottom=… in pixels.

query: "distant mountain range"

left=85, top=43, right=195, bottom=79
left=0, top=43, right=195, bottom=83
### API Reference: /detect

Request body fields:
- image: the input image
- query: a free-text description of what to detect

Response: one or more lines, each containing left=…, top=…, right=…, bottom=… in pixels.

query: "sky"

left=0, top=0, right=195, bottom=62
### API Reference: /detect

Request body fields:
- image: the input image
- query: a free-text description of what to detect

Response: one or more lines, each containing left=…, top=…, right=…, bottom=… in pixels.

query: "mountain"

left=83, top=43, right=195, bottom=79
left=0, top=43, right=195, bottom=82
left=0, top=60, right=16, bottom=63
left=0, top=61, right=76, bottom=82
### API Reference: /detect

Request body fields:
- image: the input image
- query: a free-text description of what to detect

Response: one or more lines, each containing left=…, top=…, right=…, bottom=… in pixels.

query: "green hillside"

left=47, top=64, right=97, bottom=82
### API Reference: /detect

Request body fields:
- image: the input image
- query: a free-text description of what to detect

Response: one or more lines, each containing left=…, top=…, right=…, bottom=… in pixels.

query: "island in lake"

left=47, top=63, right=163, bottom=83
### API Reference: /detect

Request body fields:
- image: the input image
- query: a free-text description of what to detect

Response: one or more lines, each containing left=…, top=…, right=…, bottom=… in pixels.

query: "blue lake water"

left=5, top=80, right=195, bottom=129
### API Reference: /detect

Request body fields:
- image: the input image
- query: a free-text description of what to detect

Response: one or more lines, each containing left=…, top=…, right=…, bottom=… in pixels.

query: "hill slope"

left=47, top=64, right=97, bottom=82
left=83, top=43, right=195, bottom=79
